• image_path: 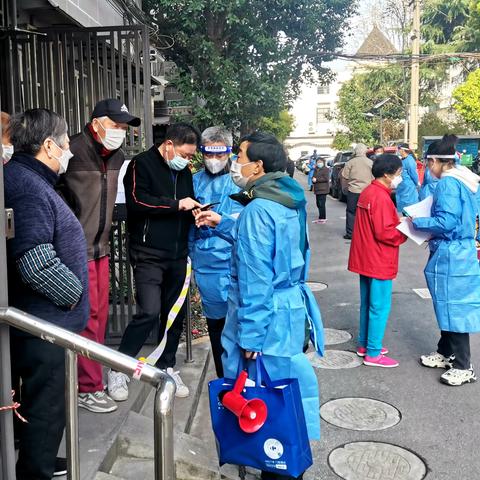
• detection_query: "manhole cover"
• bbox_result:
[306,281,328,292]
[307,350,362,369]
[324,328,352,345]
[320,398,401,431]
[329,442,427,480]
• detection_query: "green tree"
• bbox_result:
[422,0,469,49]
[258,110,295,142]
[418,111,471,147]
[144,0,356,134]
[453,68,480,131]
[333,64,438,146]
[455,1,480,51]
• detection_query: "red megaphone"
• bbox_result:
[220,370,268,433]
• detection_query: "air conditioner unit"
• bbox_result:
[152,85,165,102]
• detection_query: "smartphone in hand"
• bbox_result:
[200,202,220,211]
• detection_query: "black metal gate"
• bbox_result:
[0,24,154,342]
[1,24,152,155]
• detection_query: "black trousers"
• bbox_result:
[11,331,66,480]
[118,249,188,369]
[437,330,471,370]
[346,191,360,236]
[315,194,327,220]
[206,317,226,378]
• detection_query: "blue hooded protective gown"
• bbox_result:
[413,170,480,333]
[419,167,438,201]
[307,157,316,188]
[190,169,242,320]
[396,153,419,212]
[221,175,324,440]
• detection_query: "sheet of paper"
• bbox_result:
[396,218,431,246]
[403,195,433,218]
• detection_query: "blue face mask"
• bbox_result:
[167,147,190,171]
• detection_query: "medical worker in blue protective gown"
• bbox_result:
[190,126,242,378]
[420,136,461,201]
[396,143,419,212]
[412,137,480,387]
[195,132,324,480]
[419,141,440,201]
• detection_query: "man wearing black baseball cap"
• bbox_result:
[60,98,140,413]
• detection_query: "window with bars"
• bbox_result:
[316,106,331,124]
[317,85,330,95]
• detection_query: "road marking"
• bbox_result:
[413,288,431,299]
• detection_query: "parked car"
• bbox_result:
[330,151,353,201]
[296,153,332,174]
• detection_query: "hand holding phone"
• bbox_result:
[200,202,220,211]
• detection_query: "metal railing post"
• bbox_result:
[0,111,16,479]
[154,375,176,480]
[185,287,194,363]
[0,307,177,480]
[0,325,16,480]
[65,350,80,480]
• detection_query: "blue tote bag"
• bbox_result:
[208,356,312,477]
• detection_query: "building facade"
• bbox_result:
[285,62,353,160]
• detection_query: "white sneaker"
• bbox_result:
[440,366,476,386]
[420,352,454,369]
[78,391,118,413]
[165,368,190,398]
[107,370,130,401]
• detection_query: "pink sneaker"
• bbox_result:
[312,219,321,224]
[364,354,399,368]
[357,346,389,357]
[319,219,327,224]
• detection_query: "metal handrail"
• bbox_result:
[0,306,176,480]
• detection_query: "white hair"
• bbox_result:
[201,126,232,146]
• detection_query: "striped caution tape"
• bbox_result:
[140,258,192,366]
[0,390,28,423]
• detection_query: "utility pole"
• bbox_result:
[409,0,421,150]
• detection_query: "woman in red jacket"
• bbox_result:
[348,154,407,368]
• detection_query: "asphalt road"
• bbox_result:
[298,171,480,480]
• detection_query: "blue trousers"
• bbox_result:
[358,275,393,357]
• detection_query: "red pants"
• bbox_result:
[78,256,110,393]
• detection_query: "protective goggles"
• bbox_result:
[200,145,232,154]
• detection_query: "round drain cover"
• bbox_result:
[307,350,362,369]
[306,281,328,292]
[320,397,401,431]
[324,328,352,345]
[329,442,427,480]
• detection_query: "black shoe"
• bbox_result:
[343,234,352,240]
[53,457,67,477]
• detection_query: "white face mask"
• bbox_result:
[2,144,13,162]
[49,139,74,175]
[391,175,403,189]
[97,120,126,150]
[204,158,228,174]
[230,160,254,189]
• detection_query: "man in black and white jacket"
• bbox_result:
[108,123,201,401]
